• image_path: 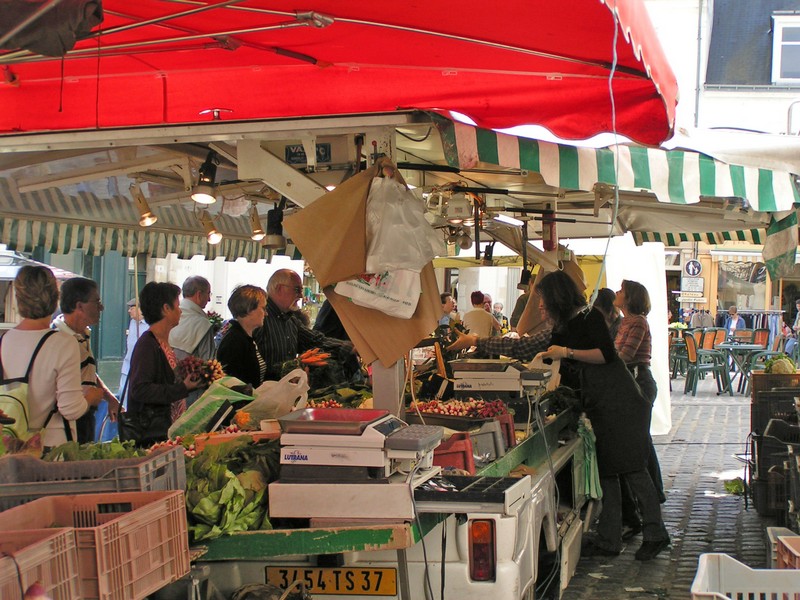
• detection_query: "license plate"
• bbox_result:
[266,566,397,596]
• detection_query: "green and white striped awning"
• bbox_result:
[434,116,800,212]
[631,229,766,246]
[0,179,286,262]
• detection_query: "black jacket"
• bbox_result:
[217,320,263,388]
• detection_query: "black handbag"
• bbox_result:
[117,381,171,447]
[118,403,172,447]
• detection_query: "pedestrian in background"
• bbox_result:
[118,298,149,406]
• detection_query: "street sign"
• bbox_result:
[685,260,702,276]
[680,291,703,298]
[678,296,707,303]
[681,277,704,293]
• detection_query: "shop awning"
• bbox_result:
[0,179,276,261]
[0,0,677,146]
[435,117,800,212]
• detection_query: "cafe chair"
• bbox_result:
[752,328,770,348]
[683,331,732,397]
[732,328,754,343]
[669,330,687,379]
[699,327,727,366]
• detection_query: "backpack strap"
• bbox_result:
[25,330,58,381]
[23,330,72,442]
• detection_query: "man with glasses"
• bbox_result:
[255,268,352,384]
[52,277,120,443]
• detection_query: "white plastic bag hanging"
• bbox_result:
[335,270,421,319]
[365,177,445,273]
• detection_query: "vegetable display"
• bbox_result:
[184,435,281,543]
[409,398,508,418]
[764,353,796,374]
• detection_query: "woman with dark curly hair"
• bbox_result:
[534,270,669,561]
[124,282,203,446]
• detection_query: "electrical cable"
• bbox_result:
[396,127,433,143]
[533,397,562,599]
[589,8,622,306]
[409,459,436,600]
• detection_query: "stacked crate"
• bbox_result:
[0,490,189,600]
[748,373,800,520]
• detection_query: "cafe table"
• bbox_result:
[714,342,766,394]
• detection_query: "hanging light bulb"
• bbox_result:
[199,210,222,245]
[191,151,218,204]
[262,200,287,249]
[130,182,157,227]
[446,193,471,224]
[249,204,265,241]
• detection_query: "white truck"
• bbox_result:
[188,409,587,600]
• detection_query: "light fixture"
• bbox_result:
[249,204,265,241]
[262,199,286,249]
[517,269,532,290]
[456,229,473,250]
[130,182,157,227]
[447,193,471,224]
[199,210,222,245]
[493,213,524,227]
[191,151,219,204]
[482,242,495,266]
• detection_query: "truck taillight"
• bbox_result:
[469,519,496,581]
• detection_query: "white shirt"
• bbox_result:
[1,329,87,446]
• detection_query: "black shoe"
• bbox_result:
[622,523,643,541]
[635,538,670,561]
[582,541,621,558]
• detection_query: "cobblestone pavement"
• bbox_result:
[560,376,773,600]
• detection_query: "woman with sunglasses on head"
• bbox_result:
[534,270,669,561]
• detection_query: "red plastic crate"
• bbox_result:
[495,413,516,449]
[0,490,189,600]
[777,535,800,569]
[0,529,81,600]
[433,432,476,475]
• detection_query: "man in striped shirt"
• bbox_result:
[52,277,120,443]
[254,269,353,385]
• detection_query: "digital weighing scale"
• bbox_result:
[451,359,551,394]
[269,408,444,520]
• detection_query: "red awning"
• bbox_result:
[0,0,677,145]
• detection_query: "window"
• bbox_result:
[772,14,800,84]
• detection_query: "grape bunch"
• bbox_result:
[410,398,508,418]
[178,356,225,383]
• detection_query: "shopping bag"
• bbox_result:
[334,270,421,319]
[365,177,444,273]
[168,376,253,438]
[240,368,309,422]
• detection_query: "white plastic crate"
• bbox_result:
[691,553,800,599]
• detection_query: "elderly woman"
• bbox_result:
[534,271,669,561]
[124,282,203,446]
[216,285,268,388]
[1,266,95,447]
